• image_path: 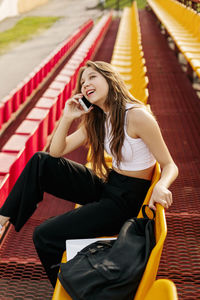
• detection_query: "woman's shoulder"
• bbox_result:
[127,104,157,129]
[127,103,153,117]
[126,105,160,140]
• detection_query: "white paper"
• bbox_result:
[66,237,116,261]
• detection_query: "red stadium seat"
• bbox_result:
[55,75,72,109]
[0,151,26,191]
[26,108,50,150]
[49,81,66,110]
[0,102,4,129]
[0,174,10,207]
[36,97,58,134]
[2,134,29,169]
[17,81,28,104]
[42,87,64,120]
[12,88,21,112]
[1,95,13,123]
[15,120,40,162]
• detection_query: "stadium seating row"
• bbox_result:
[110,3,178,299]
[147,0,200,79]
[0,20,94,131]
[111,1,149,104]
[0,13,112,208]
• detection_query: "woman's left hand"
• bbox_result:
[148,182,173,211]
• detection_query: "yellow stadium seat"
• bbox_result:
[147,0,200,79]
[134,204,167,299]
[144,279,178,300]
[111,2,149,103]
[134,163,168,299]
[185,53,200,60]
[52,251,70,300]
[196,68,200,79]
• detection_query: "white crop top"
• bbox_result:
[104,103,156,171]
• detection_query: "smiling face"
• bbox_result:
[80,67,109,110]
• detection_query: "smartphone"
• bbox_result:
[78,96,92,112]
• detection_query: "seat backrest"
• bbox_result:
[134,204,167,299]
[193,13,200,40]
[137,162,161,217]
[134,164,167,300]
[144,279,178,300]
[52,251,72,300]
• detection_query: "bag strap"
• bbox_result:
[142,205,156,219]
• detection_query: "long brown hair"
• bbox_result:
[74,60,143,179]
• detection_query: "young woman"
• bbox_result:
[0,61,178,287]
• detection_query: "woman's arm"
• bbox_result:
[49,94,89,157]
[128,108,179,210]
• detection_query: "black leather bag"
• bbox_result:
[58,205,156,300]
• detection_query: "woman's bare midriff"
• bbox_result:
[113,164,156,181]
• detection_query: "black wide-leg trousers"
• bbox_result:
[0,152,151,287]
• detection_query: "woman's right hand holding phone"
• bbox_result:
[50,94,89,157]
[64,94,92,119]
